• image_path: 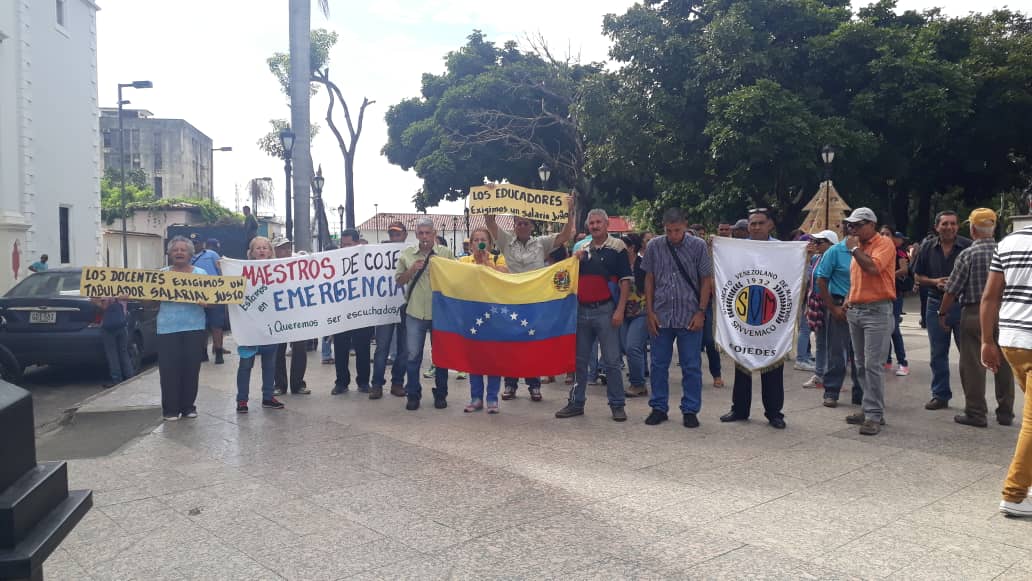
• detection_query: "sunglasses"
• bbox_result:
[747,207,769,215]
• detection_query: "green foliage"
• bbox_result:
[257,119,321,159]
[267,29,339,99]
[100,175,238,225]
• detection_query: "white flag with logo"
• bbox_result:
[712,237,808,372]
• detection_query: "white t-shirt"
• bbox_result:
[990,225,1032,349]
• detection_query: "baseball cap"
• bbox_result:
[733,219,749,230]
[844,207,878,223]
[206,238,219,246]
[811,230,839,245]
[965,208,997,227]
[271,236,291,248]
[892,231,906,240]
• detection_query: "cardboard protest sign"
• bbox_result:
[468,183,571,223]
[221,244,406,345]
[80,267,246,304]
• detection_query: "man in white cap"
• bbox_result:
[803,230,839,391]
[841,208,896,436]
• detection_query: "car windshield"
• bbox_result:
[5,272,83,298]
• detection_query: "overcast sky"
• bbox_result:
[95,0,1032,224]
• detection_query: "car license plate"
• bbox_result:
[29,311,56,324]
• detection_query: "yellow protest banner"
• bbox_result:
[468,183,570,223]
[79,267,246,304]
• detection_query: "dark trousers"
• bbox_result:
[157,330,206,417]
[334,326,373,389]
[731,364,785,421]
[275,341,309,393]
[504,376,542,390]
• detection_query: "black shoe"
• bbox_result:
[236,401,248,414]
[214,352,224,365]
[406,398,419,411]
[998,413,1015,426]
[954,414,988,428]
[611,406,627,422]
[434,398,448,409]
[102,382,117,388]
[683,413,700,428]
[644,409,668,426]
[719,411,747,422]
[358,385,371,394]
[331,385,348,395]
[768,417,786,429]
[555,404,584,418]
[261,397,285,409]
[924,398,949,410]
[201,352,209,362]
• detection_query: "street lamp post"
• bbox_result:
[374,203,379,242]
[117,80,152,267]
[279,130,296,241]
[820,145,835,231]
[452,216,458,251]
[538,163,553,231]
[209,146,233,201]
[311,165,325,251]
[337,205,345,239]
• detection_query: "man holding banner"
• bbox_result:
[641,208,712,428]
[713,209,806,430]
[371,221,410,399]
[332,230,375,396]
[397,218,455,410]
[486,195,576,401]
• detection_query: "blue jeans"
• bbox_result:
[586,338,600,380]
[321,336,333,360]
[373,322,407,388]
[236,344,277,402]
[887,295,908,366]
[405,315,448,401]
[102,326,134,383]
[814,315,827,380]
[702,304,722,378]
[470,375,501,403]
[649,327,703,414]
[796,313,813,363]
[619,316,648,387]
[569,302,625,408]
[926,296,960,401]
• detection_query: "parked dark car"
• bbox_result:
[0,268,159,382]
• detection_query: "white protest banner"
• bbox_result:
[222,244,406,346]
[712,237,808,372]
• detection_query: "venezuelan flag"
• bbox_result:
[429,257,579,377]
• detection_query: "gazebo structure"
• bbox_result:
[799,180,852,240]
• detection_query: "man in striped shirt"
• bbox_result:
[940,208,1014,427]
[982,223,1032,517]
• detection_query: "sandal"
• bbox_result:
[486,401,500,414]
[713,377,724,389]
[464,399,483,413]
[529,386,542,402]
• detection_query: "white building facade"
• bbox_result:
[0,0,102,291]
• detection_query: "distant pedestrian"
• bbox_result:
[793,234,817,372]
[92,296,134,388]
[235,237,284,413]
[156,236,207,421]
[243,205,259,244]
[879,228,911,376]
[940,209,1014,427]
[841,208,896,436]
[28,254,48,273]
[980,223,1032,516]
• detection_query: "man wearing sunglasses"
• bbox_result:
[842,208,897,435]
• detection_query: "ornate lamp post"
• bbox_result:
[117,80,152,267]
[279,130,296,241]
[374,203,379,242]
[820,145,835,230]
[311,165,325,251]
[538,163,551,188]
[337,204,345,239]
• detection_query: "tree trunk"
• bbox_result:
[288,0,312,251]
[345,153,356,229]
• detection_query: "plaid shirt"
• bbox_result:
[944,238,997,304]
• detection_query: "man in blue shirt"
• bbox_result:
[191,237,226,364]
[814,236,860,407]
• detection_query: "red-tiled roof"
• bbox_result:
[608,216,635,232]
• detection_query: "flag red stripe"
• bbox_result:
[430,330,575,377]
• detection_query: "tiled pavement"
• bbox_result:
[41,310,1032,580]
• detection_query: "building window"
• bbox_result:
[59,207,70,264]
[56,0,67,28]
[154,176,163,198]
[102,130,112,149]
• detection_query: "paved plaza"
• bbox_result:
[37,303,1032,580]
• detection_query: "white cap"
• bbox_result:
[844,207,878,223]
[811,230,839,245]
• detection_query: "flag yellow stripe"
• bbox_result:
[430,257,579,305]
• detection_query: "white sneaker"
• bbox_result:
[895,365,910,377]
[793,361,816,372]
[162,415,180,421]
[1000,497,1032,517]
[802,374,820,388]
